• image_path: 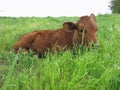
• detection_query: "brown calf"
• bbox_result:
[13,14,98,55]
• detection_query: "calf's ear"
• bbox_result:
[63,22,77,30]
[90,13,96,22]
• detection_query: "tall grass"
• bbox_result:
[0,14,120,90]
[2,53,18,90]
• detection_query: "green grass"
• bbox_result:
[0,14,120,90]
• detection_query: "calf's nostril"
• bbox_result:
[92,43,99,47]
[92,44,94,47]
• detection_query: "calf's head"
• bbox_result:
[76,14,99,47]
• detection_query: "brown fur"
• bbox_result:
[13,22,78,54]
[76,13,98,48]
[13,14,98,55]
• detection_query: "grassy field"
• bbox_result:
[0,14,120,90]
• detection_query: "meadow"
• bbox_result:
[0,14,120,90]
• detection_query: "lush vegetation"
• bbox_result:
[109,0,120,14]
[0,14,120,90]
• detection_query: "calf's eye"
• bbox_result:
[80,29,83,32]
